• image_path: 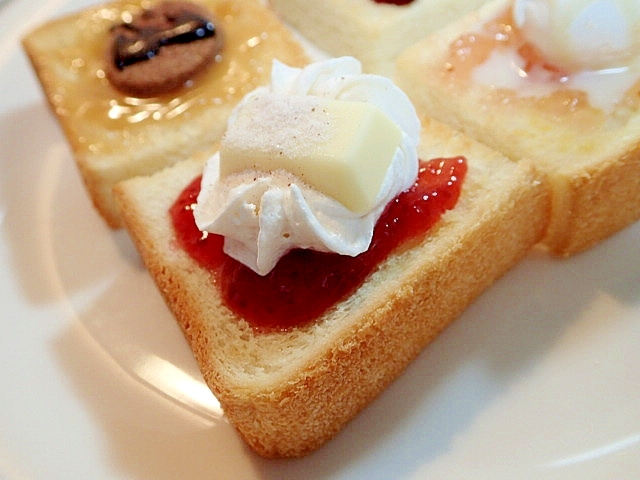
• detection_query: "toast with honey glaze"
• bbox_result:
[113,117,550,457]
[394,0,640,256]
[22,0,308,228]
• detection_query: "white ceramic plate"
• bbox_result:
[1,1,640,478]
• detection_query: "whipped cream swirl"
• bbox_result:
[193,57,420,275]
[473,0,640,112]
[513,0,640,72]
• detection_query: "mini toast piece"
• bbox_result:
[268,0,490,76]
[395,0,640,256]
[22,0,308,228]
[113,117,550,457]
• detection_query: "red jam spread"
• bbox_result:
[171,157,467,331]
[373,0,414,5]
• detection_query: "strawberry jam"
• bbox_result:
[171,157,467,331]
[372,0,414,5]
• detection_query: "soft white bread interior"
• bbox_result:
[113,117,549,457]
[395,0,640,256]
[22,0,308,228]
[268,0,489,76]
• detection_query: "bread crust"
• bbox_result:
[269,0,489,76]
[22,0,308,228]
[394,0,640,256]
[113,118,550,457]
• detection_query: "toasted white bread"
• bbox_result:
[268,0,490,76]
[113,117,550,457]
[22,0,308,228]
[395,0,640,256]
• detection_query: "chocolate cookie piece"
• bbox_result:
[106,1,223,97]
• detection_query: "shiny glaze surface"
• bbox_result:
[44,0,306,155]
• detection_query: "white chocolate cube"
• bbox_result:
[220,92,402,214]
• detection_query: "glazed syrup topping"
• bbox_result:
[114,11,216,70]
[51,1,307,156]
[171,157,467,332]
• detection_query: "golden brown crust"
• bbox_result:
[113,118,550,457]
[22,0,308,229]
[544,145,640,255]
[394,0,640,256]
